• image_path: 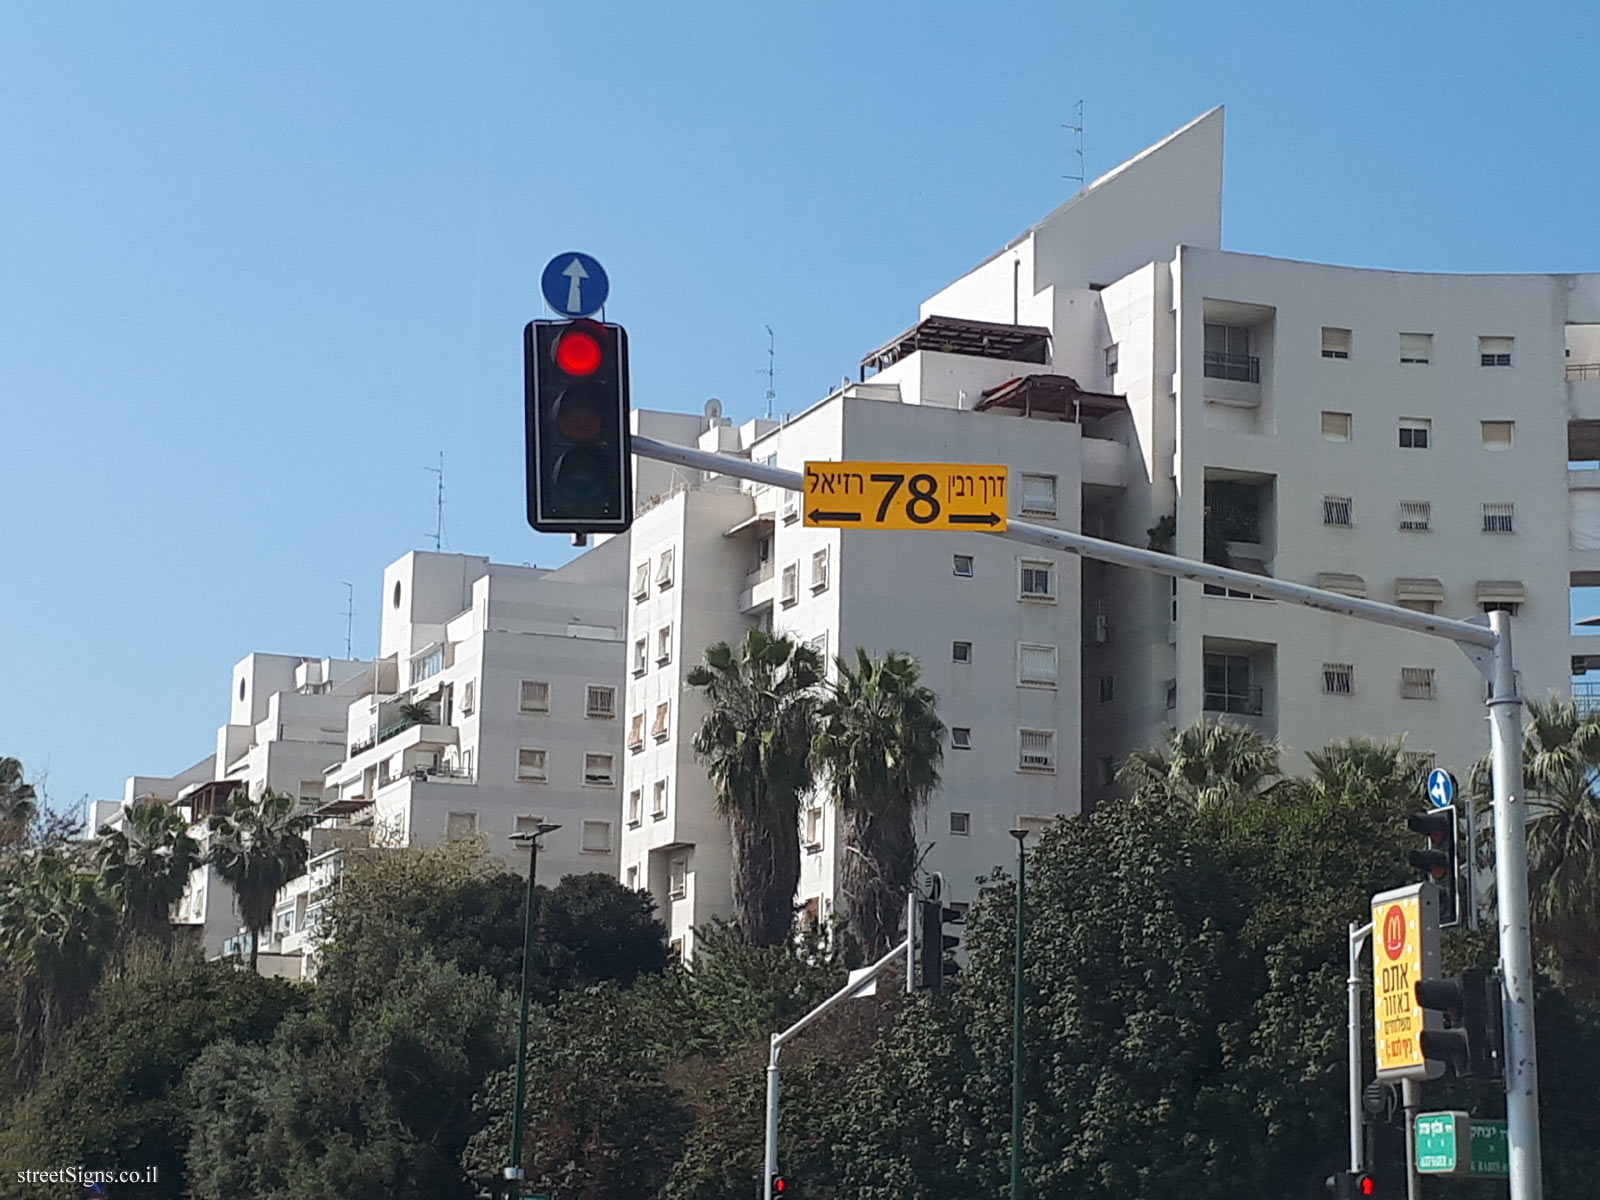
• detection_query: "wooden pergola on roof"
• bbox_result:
[860,315,1052,379]
[973,373,1127,422]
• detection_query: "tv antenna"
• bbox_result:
[341,582,354,659]
[759,325,777,419]
[424,452,446,550]
[1062,100,1085,188]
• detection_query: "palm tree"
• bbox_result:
[1118,718,1286,809]
[686,629,823,946]
[95,801,201,947]
[397,699,437,727]
[207,786,317,972]
[0,846,116,1082]
[0,755,38,849]
[1299,737,1425,807]
[813,648,945,955]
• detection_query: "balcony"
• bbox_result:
[1203,351,1260,384]
[1575,680,1600,720]
[1203,685,1264,717]
[1570,364,1600,422]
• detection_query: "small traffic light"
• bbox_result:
[918,898,963,993]
[1415,966,1502,1078]
[770,1174,790,1197]
[1325,1171,1378,1199]
[1407,806,1460,928]
[525,318,633,534]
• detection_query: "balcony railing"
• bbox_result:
[1568,363,1600,382]
[1203,351,1260,383]
[1204,686,1264,716]
[1576,681,1600,719]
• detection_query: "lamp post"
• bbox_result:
[1009,826,1029,1200]
[504,822,561,1198]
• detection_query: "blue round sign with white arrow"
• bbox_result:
[540,251,609,318]
[1426,767,1457,809]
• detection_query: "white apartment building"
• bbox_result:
[621,106,1600,953]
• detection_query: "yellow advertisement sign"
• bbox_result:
[802,461,1009,532]
[1372,883,1441,1080]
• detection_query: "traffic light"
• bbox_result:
[524,318,633,535]
[770,1174,792,1197]
[1325,1171,1377,1199]
[1407,806,1460,927]
[1415,966,1503,1078]
[918,898,963,993]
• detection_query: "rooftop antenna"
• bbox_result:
[762,325,777,419]
[1062,99,1085,189]
[424,452,446,550]
[341,582,354,659]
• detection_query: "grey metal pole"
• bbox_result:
[1348,921,1373,1172]
[761,1037,780,1199]
[1401,1078,1422,1200]
[1487,613,1542,1200]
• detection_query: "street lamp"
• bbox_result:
[1009,826,1029,1200]
[504,822,561,1197]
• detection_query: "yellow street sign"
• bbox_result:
[1372,883,1442,1080]
[802,461,1009,531]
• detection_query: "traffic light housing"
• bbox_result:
[1325,1171,1378,1199]
[524,318,633,534]
[1415,966,1502,1078]
[918,898,962,993]
[770,1174,791,1197]
[1407,806,1460,928]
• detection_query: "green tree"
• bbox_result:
[1118,717,1286,809]
[0,847,116,1083]
[206,786,315,973]
[814,648,945,954]
[0,758,37,850]
[0,947,300,1199]
[95,801,201,947]
[686,629,823,946]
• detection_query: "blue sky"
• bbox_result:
[5,2,1599,811]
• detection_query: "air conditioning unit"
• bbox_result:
[1093,614,1108,643]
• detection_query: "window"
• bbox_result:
[1401,668,1436,700]
[1104,343,1119,380]
[446,811,477,841]
[1098,674,1114,703]
[1400,332,1432,364]
[1321,411,1352,442]
[1323,496,1353,527]
[950,726,972,750]
[632,638,647,675]
[1482,503,1515,534]
[1321,327,1351,359]
[1204,323,1257,381]
[625,865,639,891]
[952,554,974,577]
[1100,756,1116,786]
[1323,663,1355,695]
[1018,643,1058,688]
[1399,598,1438,614]
[1166,678,1178,710]
[1396,578,1445,613]
[409,647,444,686]
[952,640,972,664]
[656,548,675,589]
[950,811,971,836]
[1399,501,1431,532]
[1203,654,1259,715]
[652,779,668,818]
[1482,421,1514,449]
[656,625,673,665]
[668,854,688,901]
[516,748,547,783]
[806,633,828,667]
[1020,474,1058,517]
[583,753,615,787]
[514,814,545,836]
[627,789,643,827]
[780,563,799,606]
[520,680,550,714]
[781,491,800,522]
[586,685,617,720]
[804,805,823,849]
[1019,560,1055,601]
[633,561,650,601]
[581,820,612,853]
[1479,336,1513,367]
[460,679,475,715]
[1482,601,1520,617]
[810,547,830,592]
[627,713,645,751]
[1018,729,1056,773]
[652,702,670,741]
[1399,418,1431,449]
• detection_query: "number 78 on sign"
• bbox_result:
[803,462,1009,531]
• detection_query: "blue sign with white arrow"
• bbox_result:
[540,251,609,318]
[1426,767,1457,809]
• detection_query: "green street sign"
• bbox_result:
[1416,1112,1510,1177]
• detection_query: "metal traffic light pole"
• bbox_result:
[630,436,1543,1200]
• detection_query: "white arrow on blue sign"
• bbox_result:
[540,252,610,318]
[1426,767,1457,809]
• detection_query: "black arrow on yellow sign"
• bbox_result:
[808,509,862,523]
[947,513,1002,526]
